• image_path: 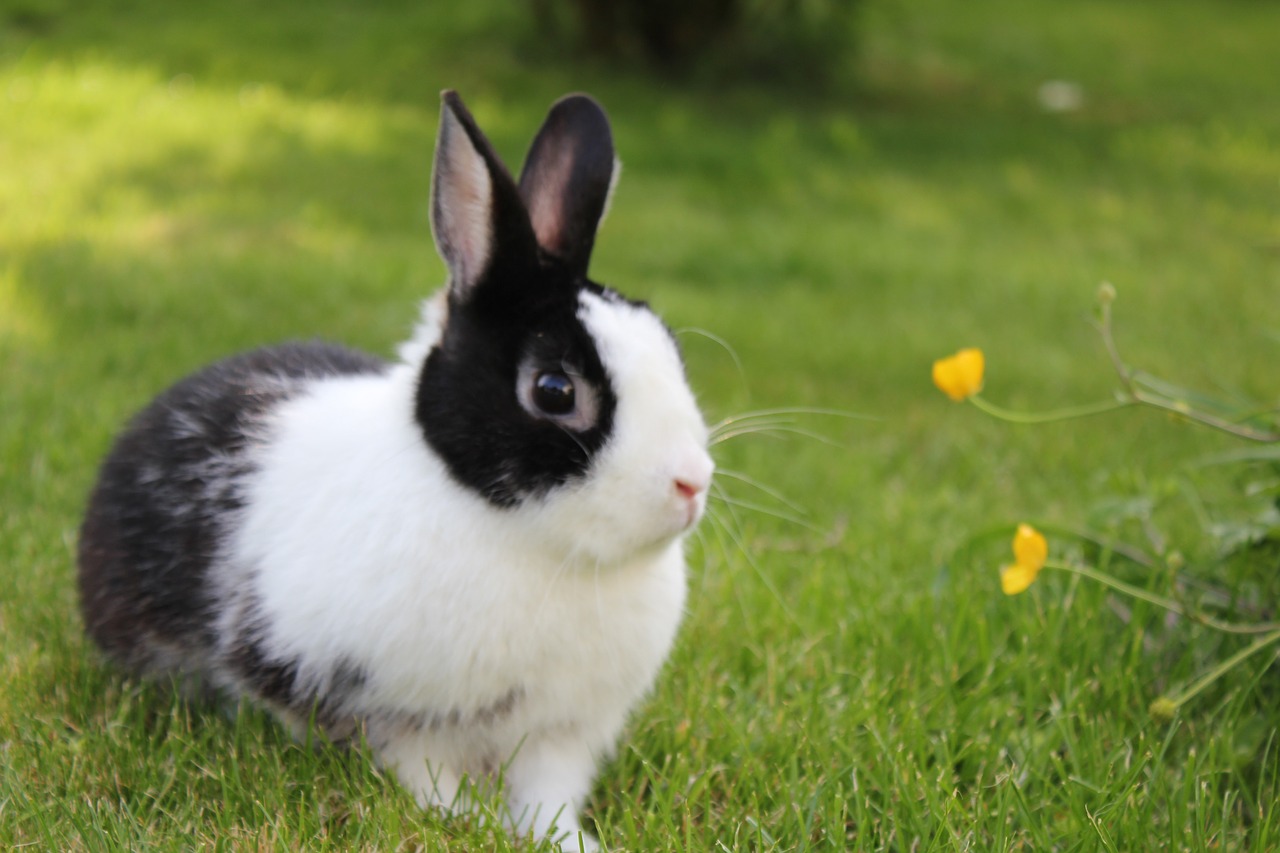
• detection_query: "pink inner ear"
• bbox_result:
[524,142,576,258]
[434,110,494,289]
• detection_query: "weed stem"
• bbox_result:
[1046,560,1280,635]
[968,394,1128,424]
[1163,629,1280,711]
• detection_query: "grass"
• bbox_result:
[3,0,1279,848]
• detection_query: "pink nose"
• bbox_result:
[674,478,704,501]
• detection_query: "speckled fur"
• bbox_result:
[78,341,387,704]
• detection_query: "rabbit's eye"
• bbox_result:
[533,371,576,415]
[517,358,598,431]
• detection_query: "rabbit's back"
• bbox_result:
[77,341,387,679]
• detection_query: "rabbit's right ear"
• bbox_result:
[518,94,616,279]
[431,91,537,302]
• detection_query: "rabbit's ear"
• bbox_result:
[431,91,537,301]
[518,94,617,278]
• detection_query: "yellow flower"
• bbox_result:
[1000,523,1047,595]
[932,348,985,402]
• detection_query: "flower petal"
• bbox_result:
[1012,523,1047,571]
[1000,563,1038,595]
[932,348,985,401]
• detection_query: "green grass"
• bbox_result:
[4,0,1280,848]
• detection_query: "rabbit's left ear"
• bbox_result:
[431,90,538,302]
[518,94,618,278]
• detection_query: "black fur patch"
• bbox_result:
[359,686,526,752]
[425,685,525,730]
[414,258,619,508]
[224,619,301,709]
[225,597,371,733]
[77,341,387,676]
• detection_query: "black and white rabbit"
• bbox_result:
[77,91,713,851]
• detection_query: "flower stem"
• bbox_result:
[1096,288,1280,442]
[968,394,1129,425]
[966,384,1279,443]
[1045,560,1280,635]
[1162,629,1280,711]
[1129,390,1280,443]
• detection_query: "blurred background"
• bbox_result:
[3,0,1279,847]
[5,0,1275,561]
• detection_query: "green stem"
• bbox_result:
[968,394,1129,425]
[1045,560,1280,635]
[1163,629,1280,710]
[967,390,1279,442]
[1097,293,1279,442]
[1129,390,1280,443]
[1097,295,1135,395]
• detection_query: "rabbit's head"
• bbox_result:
[412,92,713,567]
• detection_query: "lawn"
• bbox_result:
[3,0,1279,849]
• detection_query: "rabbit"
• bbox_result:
[77,90,714,851]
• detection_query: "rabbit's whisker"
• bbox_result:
[551,421,593,460]
[711,423,842,448]
[712,467,808,515]
[710,406,873,435]
[674,326,747,389]
[703,505,803,629]
[708,484,817,532]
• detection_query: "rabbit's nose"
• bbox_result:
[673,474,709,529]
[674,479,703,500]
[672,448,714,499]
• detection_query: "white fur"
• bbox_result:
[223,288,712,850]
[523,291,714,566]
[396,290,448,366]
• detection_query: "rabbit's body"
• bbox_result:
[78,93,711,850]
